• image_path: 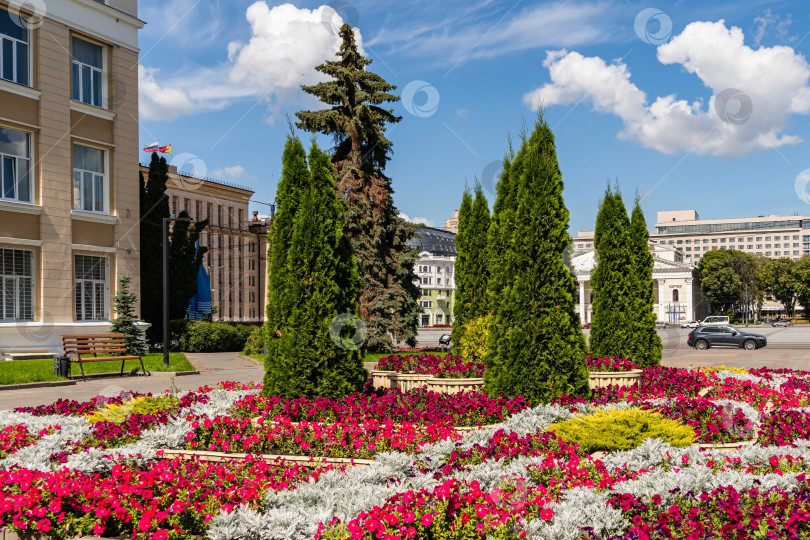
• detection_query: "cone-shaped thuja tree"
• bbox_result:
[468,185,491,317]
[265,142,366,398]
[589,186,635,360]
[139,153,170,342]
[296,24,420,351]
[264,133,310,388]
[451,188,473,345]
[454,184,492,345]
[628,198,662,366]
[484,115,590,403]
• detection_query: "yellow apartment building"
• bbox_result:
[0,0,143,355]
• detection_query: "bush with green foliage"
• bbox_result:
[182,322,255,353]
[85,395,178,424]
[457,314,491,362]
[243,325,266,356]
[547,407,695,452]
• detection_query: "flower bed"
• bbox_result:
[376,354,484,378]
[7,366,810,540]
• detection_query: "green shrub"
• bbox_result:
[182,322,256,353]
[86,395,178,424]
[458,314,491,362]
[547,407,695,452]
[243,325,266,356]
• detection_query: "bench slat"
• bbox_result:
[69,356,140,363]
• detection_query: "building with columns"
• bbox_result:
[570,242,706,324]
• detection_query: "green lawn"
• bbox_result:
[0,353,195,386]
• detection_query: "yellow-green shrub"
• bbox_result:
[457,314,491,362]
[547,407,695,452]
[700,365,748,375]
[86,395,178,424]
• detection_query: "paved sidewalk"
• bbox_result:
[0,353,263,411]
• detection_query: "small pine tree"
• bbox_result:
[267,141,366,398]
[264,132,310,390]
[589,186,635,360]
[484,115,590,403]
[110,275,141,355]
[451,188,473,346]
[628,198,662,366]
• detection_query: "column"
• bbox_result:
[579,281,586,322]
[657,279,666,321]
[684,278,693,321]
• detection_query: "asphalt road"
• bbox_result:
[417,325,810,371]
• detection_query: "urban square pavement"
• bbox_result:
[2,326,809,410]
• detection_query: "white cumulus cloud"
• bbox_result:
[399,212,434,227]
[227,2,363,121]
[524,20,810,157]
[213,165,246,178]
[138,65,196,121]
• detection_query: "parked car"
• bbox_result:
[701,316,730,326]
[687,325,767,350]
[582,323,590,329]
[680,320,700,328]
[772,320,792,327]
[655,321,667,329]
[438,334,452,351]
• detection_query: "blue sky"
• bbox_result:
[136,0,810,234]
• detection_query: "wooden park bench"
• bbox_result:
[60,334,148,380]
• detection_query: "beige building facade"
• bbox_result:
[574,209,810,265]
[0,0,143,354]
[571,242,706,324]
[149,165,267,323]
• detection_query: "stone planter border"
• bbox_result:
[691,438,757,451]
[371,370,484,394]
[158,448,375,468]
[588,369,644,389]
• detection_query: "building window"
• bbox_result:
[672,289,679,302]
[0,248,33,321]
[74,254,107,321]
[775,251,780,256]
[72,37,105,107]
[0,9,29,86]
[0,126,31,203]
[72,144,106,212]
[720,238,726,243]
[766,251,772,256]
[765,236,771,241]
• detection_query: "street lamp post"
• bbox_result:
[163,216,193,366]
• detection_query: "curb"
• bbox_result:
[0,380,77,392]
[65,371,201,381]
[237,354,262,364]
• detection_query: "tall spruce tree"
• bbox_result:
[484,115,590,403]
[589,187,635,360]
[139,153,170,342]
[264,133,310,387]
[265,141,366,398]
[451,188,473,345]
[628,198,662,366]
[295,24,420,352]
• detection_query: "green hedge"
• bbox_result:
[171,320,256,353]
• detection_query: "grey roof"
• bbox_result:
[407,226,457,256]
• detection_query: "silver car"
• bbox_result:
[680,321,699,328]
[772,320,791,327]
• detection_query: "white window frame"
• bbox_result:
[71,36,107,109]
[72,143,109,214]
[0,10,30,87]
[74,254,109,321]
[0,247,34,321]
[0,125,32,203]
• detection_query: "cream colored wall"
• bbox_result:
[0,2,142,351]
